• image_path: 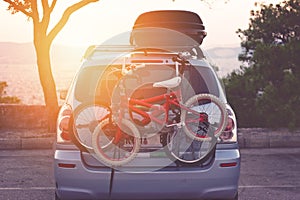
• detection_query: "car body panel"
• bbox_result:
[54,146,240,200]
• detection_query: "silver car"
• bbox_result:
[54,44,240,200]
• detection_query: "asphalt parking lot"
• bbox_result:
[0,148,299,200]
[238,148,300,200]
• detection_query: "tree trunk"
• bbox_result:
[34,41,59,132]
[27,0,99,132]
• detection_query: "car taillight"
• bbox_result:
[219,107,237,143]
[57,104,72,144]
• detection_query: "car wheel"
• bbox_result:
[232,192,238,200]
[213,192,238,200]
[55,192,61,200]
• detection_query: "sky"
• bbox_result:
[0,0,282,49]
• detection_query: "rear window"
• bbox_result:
[182,64,220,101]
[74,66,107,104]
[74,64,219,104]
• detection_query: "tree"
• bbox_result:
[225,0,300,128]
[2,0,99,132]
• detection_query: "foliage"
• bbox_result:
[0,81,21,104]
[224,0,300,128]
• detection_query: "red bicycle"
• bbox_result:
[88,53,227,166]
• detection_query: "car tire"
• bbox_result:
[55,192,61,200]
[205,193,238,200]
[232,192,238,200]
[207,192,237,200]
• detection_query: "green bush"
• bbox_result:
[224,0,300,128]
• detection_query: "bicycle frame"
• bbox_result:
[111,84,180,145]
[107,54,210,144]
[128,90,182,127]
[117,77,208,130]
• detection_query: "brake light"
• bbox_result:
[59,116,70,141]
[58,163,76,168]
[220,162,237,168]
[220,118,234,140]
[57,104,72,143]
[225,117,234,132]
[219,107,237,143]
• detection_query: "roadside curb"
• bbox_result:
[0,137,55,150]
[0,129,55,150]
[238,128,300,148]
[1,128,300,150]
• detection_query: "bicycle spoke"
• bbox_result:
[182,94,227,141]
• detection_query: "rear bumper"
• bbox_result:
[54,145,240,200]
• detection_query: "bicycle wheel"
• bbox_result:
[161,127,216,165]
[181,94,227,141]
[70,103,110,152]
[92,118,141,166]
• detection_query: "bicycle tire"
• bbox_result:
[181,93,227,141]
[70,103,111,153]
[161,127,217,166]
[92,118,141,166]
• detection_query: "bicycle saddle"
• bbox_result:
[153,76,181,89]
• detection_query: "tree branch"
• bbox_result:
[41,0,50,14]
[3,0,33,17]
[41,0,51,32]
[31,0,40,22]
[47,0,98,43]
[49,0,57,13]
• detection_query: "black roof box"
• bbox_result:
[131,10,206,45]
[133,10,205,30]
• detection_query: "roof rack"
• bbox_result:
[84,44,204,60]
